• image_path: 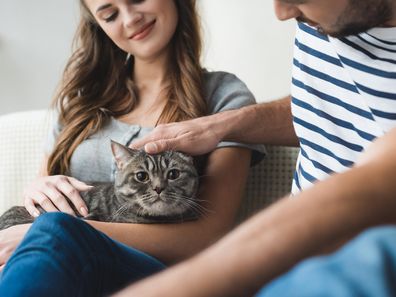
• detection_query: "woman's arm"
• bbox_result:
[131,96,299,155]
[87,147,252,264]
[0,148,250,267]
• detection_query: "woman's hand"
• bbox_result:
[23,175,92,217]
[0,223,31,270]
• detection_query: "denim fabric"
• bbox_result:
[256,226,396,297]
[0,212,166,297]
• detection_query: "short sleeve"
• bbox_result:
[44,110,62,155]
[203,71,266,165]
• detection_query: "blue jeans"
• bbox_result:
[0,212,166,297]
[256,225,396,297]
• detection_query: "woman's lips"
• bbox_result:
[130,20,156,40]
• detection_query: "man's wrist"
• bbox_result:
[208,108,245,143]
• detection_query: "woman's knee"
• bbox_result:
[32,212,82,233]
[29,212,94,247]
[345,225,396,265]
[357,225,396,243]
[25,212,104,261]
[351,225,396,253]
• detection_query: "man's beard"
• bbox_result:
[298,0,393,38]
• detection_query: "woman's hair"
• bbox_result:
[47,0,206,175]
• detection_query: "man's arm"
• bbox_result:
[115,128,396,297]
[131,96,298,155]
[222,96,298,146]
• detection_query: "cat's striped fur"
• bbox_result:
[0,141,202,230]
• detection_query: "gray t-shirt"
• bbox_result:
[47,71,266,183]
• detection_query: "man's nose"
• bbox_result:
[273,1,301,21]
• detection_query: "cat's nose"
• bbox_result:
[154,187,163,194]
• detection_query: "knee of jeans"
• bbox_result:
[33,212,81,234]
[346,225,396,264]
[357,225,396,245]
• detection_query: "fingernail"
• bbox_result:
[33,211,40,217]
[80,207,89,217]
[145,143,157,153]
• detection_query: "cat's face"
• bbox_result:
[111,141,199,217]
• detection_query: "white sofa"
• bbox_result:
[0,110,299,220]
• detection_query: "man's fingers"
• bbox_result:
[144,142,161,154]
[130,137,151,149]
[130,124,174,150]
[130,133,162,150]
[145,140,176,154]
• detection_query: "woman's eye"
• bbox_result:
[136,172,149,182]
[104,12,118,23]
[131,0,146,4]
[167,169,180,180]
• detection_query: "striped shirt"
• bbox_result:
[291,22,396,194]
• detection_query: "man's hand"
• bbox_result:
[0,223,31,271]
[130,117,222,155]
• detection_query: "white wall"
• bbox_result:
[199,0,295,102]
[0,1,295,115]
[0,1,79,115]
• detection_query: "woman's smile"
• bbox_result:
[129,19,156,40]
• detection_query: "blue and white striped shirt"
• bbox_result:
[292,23,396,194]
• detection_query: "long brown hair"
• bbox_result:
[47,0,206,175]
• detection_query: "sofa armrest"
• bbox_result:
[0,110,52,213]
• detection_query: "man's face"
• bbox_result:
[274,0,393,38]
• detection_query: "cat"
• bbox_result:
[0,140,203,230]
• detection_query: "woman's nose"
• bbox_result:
[123,8,143,28]
[273,1,301,21]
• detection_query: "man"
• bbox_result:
[115,0,396,296]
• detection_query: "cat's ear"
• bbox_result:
[111,140,137,170]
[175,152,194,164]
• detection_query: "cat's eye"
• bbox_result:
[136,172,149,182]
[167,169,180,180]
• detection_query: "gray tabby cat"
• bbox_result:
[0,141,202,230]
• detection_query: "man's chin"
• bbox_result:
[321,20,392,38]
[316,25,370,38]
[298,20,373,38]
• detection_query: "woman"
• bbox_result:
[0,0,263,296]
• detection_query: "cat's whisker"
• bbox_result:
[112,205,124,218]
[111,203,132,221]
[166,193,208,206]
[176,197,211,217]
[136,206,143,217]
[198,174,213,179]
